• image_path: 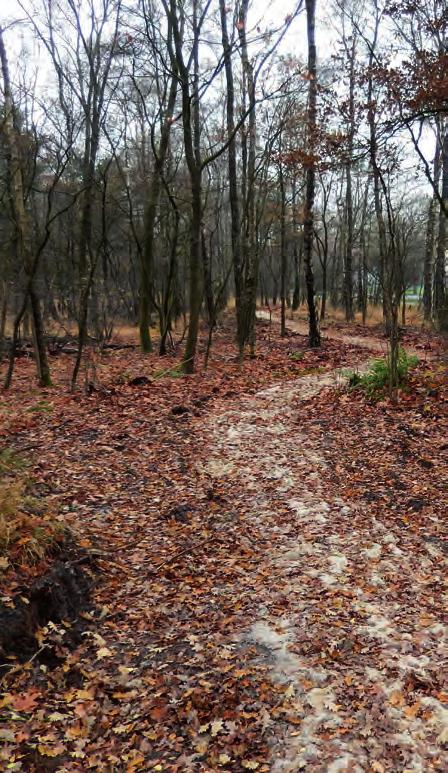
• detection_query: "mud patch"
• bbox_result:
[0,556,94,663]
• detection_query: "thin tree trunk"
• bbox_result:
[181,0,203,373]
[140,71,178,352]
[219,0,244,352]
[291,178,301,310]
[321,257,327,321]
[423,137,440,320]
[0,281,7,345]
[303,0,320,347]
[367,15,388,327]
[239,0,258,356]
[159,204,180,356]
[279,147,287,337]
[0,25,51,386]
[434,123,447,327]
[343,36,356,322]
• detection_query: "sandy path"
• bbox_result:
[256,310,387,354]
[201,322,448,771]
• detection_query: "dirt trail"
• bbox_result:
[202,323,448,771]
[257,310,386,354]
[2,319,445,771]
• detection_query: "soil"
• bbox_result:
[0,551,94,664]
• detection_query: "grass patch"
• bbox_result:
[113,369,132,385]
[0,480,66,568]
[348,349,418,398]
[0,449,67,571]
[0,448,28,476]
[152,364,184,380]
[26,400,54,414]
[289,351,304,362]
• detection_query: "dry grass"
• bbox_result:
[0,453,66,570]
[1,301,427,347]
[278,302,426,328]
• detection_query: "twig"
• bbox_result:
[152,535,215,573]
[0,643,49,677]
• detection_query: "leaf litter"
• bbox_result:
[0,316,446,771]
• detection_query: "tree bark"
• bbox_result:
[343,35,356,322]
[279,139,287,337]
[423,135,441,321]
[291,177,301,310]
[219,0,244,352]
[0,24,51,386]
[367,10,388,326]
[303,0,321,347]
[434,122,447,327]
[140,70,178,352]
[238,0,258,356]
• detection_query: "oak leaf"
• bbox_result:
[210,718,224,736]
[8,689,40,712]
[37,743,65,757]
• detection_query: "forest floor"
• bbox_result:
[0,313,447,772]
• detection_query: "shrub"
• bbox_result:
[348,348,418,398]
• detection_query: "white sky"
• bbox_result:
[0,0,436,197]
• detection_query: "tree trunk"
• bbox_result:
[219,0,244,352]
[279,147,287,337]
[202,227,214,328]
[321,257,327,321]
[179,0,203,373]
[140,71,178,352]
[238,0,258,356]
[343,36,356,322]
[434,123,447,328]
[291,178,301,310]
[0,25,51,387]
[303,0,320,347]
[159,197,180,356]
[367,35,388,327]
[0,281,7,344]
[423,137,441,320]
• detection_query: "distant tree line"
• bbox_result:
[0,0,446,387]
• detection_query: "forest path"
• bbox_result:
[256,309,386,354]
[201,321,447,771]
[2,319,445,772]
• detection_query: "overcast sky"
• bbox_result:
[0,0,436,196]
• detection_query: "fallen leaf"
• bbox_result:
[37,743,65,757]
[210,718,224,736]
[96,647,113,659]
[8,690,40,712]
[285,683,295,699]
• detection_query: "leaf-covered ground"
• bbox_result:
[0,316,447,772]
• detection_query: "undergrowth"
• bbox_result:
[0,451,66,570]
[153,363,184,379]
[348,349,418,398]
[0,448,28,476]
[289,351,304,362]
